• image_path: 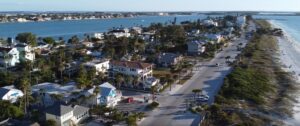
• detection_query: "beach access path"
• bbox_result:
[139,21,257,126]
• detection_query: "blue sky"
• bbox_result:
[0,0,299,12]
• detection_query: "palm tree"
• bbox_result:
[18,77,30,115]
[115,74,124,89]
[133,76,139,88]
[3,53,13,72]
[192,89,202,100]
[151,85,158,101]
[125,75,133,87]
[93,86,101,106]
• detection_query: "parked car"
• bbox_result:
[195,94,209,102]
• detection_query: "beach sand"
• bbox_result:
[272,22,300,125]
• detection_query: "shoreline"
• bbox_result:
[268,20,300,125]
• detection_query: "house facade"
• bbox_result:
[157,53,183,67]
[0,47,20,67]
[0,85,24,103]
[109,60,153,82]
[45,104,89,126]
[16,44,35,62]
[187,40,206,55]
[84,59,110,75]
[108,28,131,38]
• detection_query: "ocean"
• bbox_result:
[0,15,209,39]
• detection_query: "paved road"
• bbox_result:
[139,22,256,126]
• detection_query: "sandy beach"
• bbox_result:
[270,21,300,125]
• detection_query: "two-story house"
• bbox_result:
[157,53,183,67]
[45,104,89,126]
[0,85,24,103]
[15,43,35,62]
[0,47,20,67]
[84,59,110,75]
[84,82,122,107]
[187,40,206,56]
[108,28,131,38]
[109,60,153,82]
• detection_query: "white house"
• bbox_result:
[0,85,24,103]
[110,60,153,82]
[187,40,206,55]
[93,33,104,40]
[108,28,131,38]
[0,47,20,67]
[84,82,122,107]
[45,104,89,126]
[15,43,35,62]
[31,82,83,107]
[84,59,110,75]
[131,27,143,34]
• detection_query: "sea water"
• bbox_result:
[0,15,208,39]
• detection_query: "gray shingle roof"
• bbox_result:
[45,104,73,116]
[73,105,89,117]
[0,88,10,98]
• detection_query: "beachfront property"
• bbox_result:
[187,40,206,55]
[93,33,104,40]
[0,85,24,103]
[157,52,183,67]
[108,28,131,38]
[83,59,110,75]
[203,19,220,27]
[15,43,35,62]
[0,47,20,67]
[84,82,122,107]
[140,31,155,42]
[31,82,83,107]
[45,103,89,126]
[131,26,143,34]
[81,41,94,48]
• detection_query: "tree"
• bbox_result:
[76,65,90,89]
[0,101,24,120]
[43,37,55,45]
[132,76,139,88]
[16,32,37,46]
[46,119,56,126]
[93,86,100,106]
[125,75,133,87]
[68,35,80,45]
[151,85,158,101]
[3,53,13,72]
[115,74,124,89]
[17,77,31,116]
[192,89,202,100]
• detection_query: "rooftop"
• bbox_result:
[111,60,152,69]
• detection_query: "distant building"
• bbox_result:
[0,47,20,67]
[131,27,143,34]
[108,28,131,38]
[93,33,104,40]
[157,53,183,67]
[45,104,89,126]
[187,41,206,55]
[0,85,24,103]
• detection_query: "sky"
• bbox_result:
[0,0,299,12]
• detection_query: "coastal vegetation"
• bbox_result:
[202,20,297,126]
